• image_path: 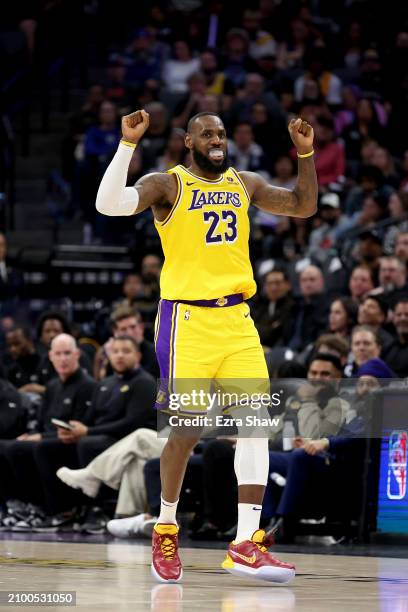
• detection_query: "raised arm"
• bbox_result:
[240,118,318,218]
[95,110,177,221]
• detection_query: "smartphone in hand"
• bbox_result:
[51,418,73,431]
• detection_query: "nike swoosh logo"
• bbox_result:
[230,551,257,564]
[244,312,250,318]
[186,181,196,186]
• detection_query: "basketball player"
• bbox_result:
[96,109,317,584]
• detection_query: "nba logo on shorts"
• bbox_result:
[387,430,407,500]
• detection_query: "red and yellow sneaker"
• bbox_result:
[151,523,183,583]
[221,529,295,584]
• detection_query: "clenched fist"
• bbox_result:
[121,110,150,145]
[288,117,314,156]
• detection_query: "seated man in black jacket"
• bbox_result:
[5,326,51,393]
[0,333,96,529]
[28,335,156,531]
[251,267,295,348]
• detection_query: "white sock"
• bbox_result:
[157,496,179,526]
[235,503,262,543]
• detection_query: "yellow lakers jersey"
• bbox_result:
[154,164,256,301]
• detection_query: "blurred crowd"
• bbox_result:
[1,0,408,543]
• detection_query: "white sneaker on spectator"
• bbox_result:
[56,467,100,498]
[107,514,157,538]
[141,517,158,537]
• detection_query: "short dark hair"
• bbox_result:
[393,298,408,310]
[263,266,290,283]
[36,311,71,338]
[112,335,140,352]
[310,352,343,373]
[6,325,33,341]
[187,112,221,133]
[362,295,388,317]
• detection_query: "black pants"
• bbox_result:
[143,454,204,517]
[1,436,114,514]
[0,440,44,506]
[0,440,24,503]
[34,435,115,514]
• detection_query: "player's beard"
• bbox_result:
[192,147,229,174]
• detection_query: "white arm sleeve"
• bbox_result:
[95,143,140,216]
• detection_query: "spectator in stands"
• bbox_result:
[251,105,291,163]
[342,22,363,69]
[384,193,408,254]
[344,164,390,216]
[270,155,296,189]
[140,253,161,303]
[103,59,131,110]
[80,100,121,224]
[113,273,144,310]
[171,73,209,129]
[138,101,169,168]
[382,299,408,377]
[251,268,294,349]
[395,231,408,264]
[94,305,157,380]
[312,115,346,189]
[241,9,277,61]
[0,334,96,530]
[83,100,120,161]
[0,232,23,307]
[328,297,358,340]
[265,356,392,543]
[276,18,310,70]
[148,128,187,172]
[345,325,382,376]
[119,27,167,87]
[200,50,233,97]
[297,330,350,370]
[36,311,92,380]
[342,98,385,161]
[351,231,384,275]
[0,376,26,440]
[312,335,350,367]
[288,266,329,351]
[231,72,284,127]
[61,84,105,183]
[357,296,393,349]
[227,122,269,174]
[32,335,157,533]
[307,192,348,262]
[262,353,349,537]
[371,256,408,303]
[371,147,400,189]
[358,48,384,98]
[294,47,343,106]
[222,28,255,89]
[162,40,200,94]
[5,326,49,393]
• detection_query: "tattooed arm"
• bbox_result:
[240,118,318,219]
[135,172,177,221]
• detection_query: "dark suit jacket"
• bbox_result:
[252,294,295,348]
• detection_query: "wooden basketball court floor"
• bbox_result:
[1,538,408,611]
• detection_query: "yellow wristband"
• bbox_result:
[297,149,314,158]
[120,140,137,149]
